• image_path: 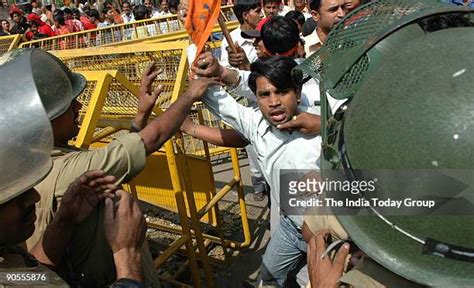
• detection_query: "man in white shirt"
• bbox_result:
[121,1,135,23]
[220,0,262,68]
[194,53,321,287]
[303,0,346,56]
[144,0,161,18]
[157,0,173,16]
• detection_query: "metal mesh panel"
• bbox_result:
[19,5,237,51]
[297,0,449,99]
[62,43,231,157]
[59,48,181,109]
[77,81,97,121]
[324,1,441,57]
[0,35,20,56]
[329,55,369,100]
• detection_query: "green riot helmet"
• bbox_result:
[0,49,53,204]
[295,0,474,286]
[0,48,86,120]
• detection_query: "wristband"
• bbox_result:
[130,121,142,133]
[110,278,145,288]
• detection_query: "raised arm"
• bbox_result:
[131,63,163,132]
[138,77,221,155]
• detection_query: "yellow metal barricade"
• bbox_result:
[0,34,21,55]
[19,5,237,51]
[131,21,239,46]
[54,42,236,158]
[65,42,251,287]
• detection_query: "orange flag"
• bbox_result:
[185,0,221,61]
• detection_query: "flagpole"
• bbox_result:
[218,15,247,70]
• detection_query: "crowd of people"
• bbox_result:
[0,0,189,40]
[1,0,473,287]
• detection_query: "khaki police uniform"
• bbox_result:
[0,246,68,287]
[27,133,160,288]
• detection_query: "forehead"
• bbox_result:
[320,0,345,9]
[264,2,279,7]
[256,76,276,90]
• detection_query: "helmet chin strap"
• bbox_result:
[335,114,474,263]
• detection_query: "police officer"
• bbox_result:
[0,64,146,287]
[0,48,219,287]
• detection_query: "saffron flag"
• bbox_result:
[185,0,221,60]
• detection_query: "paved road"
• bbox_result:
[212,156,271,288]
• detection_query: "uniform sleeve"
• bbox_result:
[303,213,349,240]
[53,133,146,199]
[202,85,256,142]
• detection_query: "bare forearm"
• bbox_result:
[139,93,194,154]
[184,123,249,147]
[113,248,143,282]
[220,66,241,88]
[29,215,74,267]
[132,111,152,131]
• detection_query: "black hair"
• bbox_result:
[169,0,179,9]
[45,4,52,12]
[22,3,33,14]
[263,0,280,5]
[309,0,321,11]
[261,16,300,55]
[133,5,149,20]
[54,13,66,25]
[122,1,131,6]
[53,9,64,16]
[63,7,72,14]
[248,56,301,95]
[71,8,80,16]
[285,10,305,27]
[233,0,261,24]
[102,6,114,16]
[86,9,100,20]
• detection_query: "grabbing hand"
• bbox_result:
[134,62,163,130]
[103,190,146,254]
[191,52,223,78]
[308,230,350,288]
[277,112,321,135]
[57,170,117,224]
[227,43,250,71]
[184,77,222,102]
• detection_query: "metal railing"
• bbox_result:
[0,34,21,55]
[19,5,237,51]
